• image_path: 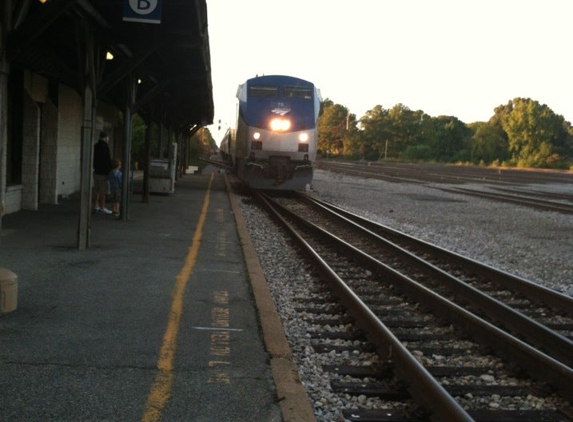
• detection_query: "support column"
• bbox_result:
[159,121,165,158]
[77,28,97,250]
[78,84,95,250]
[0,60,8,231]
[121,75,136,221]
[0,0,13,234]
[141,120,153,203]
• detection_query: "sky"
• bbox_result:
[205,0,572,142]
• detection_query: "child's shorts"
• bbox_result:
[110,190,121,203]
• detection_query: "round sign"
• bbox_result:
[128,0,158,15]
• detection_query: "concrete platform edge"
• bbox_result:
[224,175,317,422]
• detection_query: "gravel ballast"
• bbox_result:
[307,169,573,297]
[235,168,573,421]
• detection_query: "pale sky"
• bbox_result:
[206,0,572,141]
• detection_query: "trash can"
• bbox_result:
[0,268,18,314]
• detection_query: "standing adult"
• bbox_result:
[93,131,113,215]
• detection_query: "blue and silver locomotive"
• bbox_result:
[221,75,321,190]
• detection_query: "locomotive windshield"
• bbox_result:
[248,85,278,98]
[248,84,313,100]
[284,86,313,100]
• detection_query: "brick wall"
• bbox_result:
[21,92,40,211]
[57,85,83,197]
[3,72,120,215]
[39,99,58,204]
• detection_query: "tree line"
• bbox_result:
[129,114,217,168]
[318,98,573,169]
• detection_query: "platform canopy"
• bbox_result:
[7,0,214,128]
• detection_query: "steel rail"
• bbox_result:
[258,191,573,403]
[492,186,573,202]
[294,192,573,367]
[316,160,573,185]
[299,192,573,319]
[437,186,573,214]
[253,190,476,422]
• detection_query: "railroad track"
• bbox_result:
[316,160,573,186]
[294,192,573,344]
[252,189,573,422]
[491,187,573,203]
[434,186,573,214]
[315,161,573,215]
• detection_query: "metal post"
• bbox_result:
[0,60,8,235]
[121,75,136,221]
[77,27,96,250]
[141,120,152,203]
[0,0,12,236]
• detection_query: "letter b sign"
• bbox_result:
[123,0,162,24]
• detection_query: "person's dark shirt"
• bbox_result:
[93,139,112,175]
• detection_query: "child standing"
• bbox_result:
[108,158,122,216]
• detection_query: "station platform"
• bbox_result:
[0,166,315,422]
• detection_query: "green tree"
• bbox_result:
[559,120,573,165]
[360,104,431,160]
[320,98,334,117]
[318,102,355,156]
[131,114,146,157]
[429,116,472,162]
[129,113,160,168]
[387,104,426,156]
[469,121,509,165]
[360,105,392,159]
[190,127,217,159]
[502,98,565,167]
[489,101,514,129]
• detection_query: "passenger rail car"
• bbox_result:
[222,75,321,190]
[219,128,234,163]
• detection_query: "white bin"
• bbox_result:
[0,268,18,314]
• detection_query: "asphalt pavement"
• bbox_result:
[0,166,314,422]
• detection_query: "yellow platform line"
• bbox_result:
[141,174,214,422]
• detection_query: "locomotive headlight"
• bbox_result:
[298,133,309,142]
[253,131,261,140]
[270,118,291,131]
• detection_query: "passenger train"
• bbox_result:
[220,75,321,190]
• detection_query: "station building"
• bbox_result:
[0,0,214,248]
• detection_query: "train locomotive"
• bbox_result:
[220,74,321,190]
